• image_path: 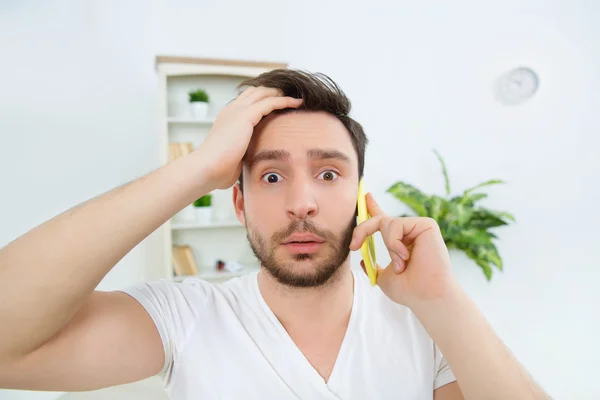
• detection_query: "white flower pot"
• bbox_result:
[173,204,196,223]
[190,102,208,120]
[195,206,212,225]
[210,189,238,222]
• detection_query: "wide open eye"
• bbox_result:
[262,172,284,183]
[318,170,339,181]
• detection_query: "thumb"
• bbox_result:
[359,260,390,284]
[374,260,406,297]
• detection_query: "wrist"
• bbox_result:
[169,149,218,203]
[192,142,240,191]
[408,278,465,321]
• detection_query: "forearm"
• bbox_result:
[0,149,214,360]
[412,283,549,400]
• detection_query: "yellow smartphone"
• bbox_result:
[357,178,377,285]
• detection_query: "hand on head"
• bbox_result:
[201,87,303,190]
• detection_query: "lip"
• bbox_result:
[282,242,324,254]
[281,233,325,255]
[282,233,325,244]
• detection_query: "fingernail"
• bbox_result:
[394,262,401,273]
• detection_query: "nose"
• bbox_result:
[286,179,318,220]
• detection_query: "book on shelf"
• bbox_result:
[172,244,200,276]
[168,142,194,163]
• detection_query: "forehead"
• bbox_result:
[245,111,356,160]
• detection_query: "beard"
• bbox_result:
[246,215,356,288]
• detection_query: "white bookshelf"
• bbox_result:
[153,56,288,283]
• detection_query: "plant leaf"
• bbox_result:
[424,195,448,220]
[465,247,494,280]
[462,243,503,271]
[459,192,488,206]
[433,149,451,196]
[477,258,493,281]
[470,209,514,229]
[387,182,429,216]
[485,244,503,270]
[464,179,504,195]
[455,229,494,245]
[494,211,516,222]
[447,200,472,227]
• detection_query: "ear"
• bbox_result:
[232,183,246,226]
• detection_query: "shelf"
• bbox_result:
[168,117,214,125]
[171,220,244,230]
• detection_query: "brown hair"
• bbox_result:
[237,69,368,190]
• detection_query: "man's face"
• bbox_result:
[234,111,359,288]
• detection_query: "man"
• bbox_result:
[0,69,548,399]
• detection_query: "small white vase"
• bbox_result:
[173,204,196,223]
[190,102,208,120]
[210,189,238,222]
[195,206,212,225]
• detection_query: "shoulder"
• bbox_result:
[171,271,261,314]
[118,273,253,340]
[117,273,259,383]
[122,273,256,304]
[123,276,215,307]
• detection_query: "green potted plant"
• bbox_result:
[193,193,212,225]
[386,150,515,281]
[188,88,210,120]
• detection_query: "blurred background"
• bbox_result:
[0,0,599,399]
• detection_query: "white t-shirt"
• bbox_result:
[121,268,456,399]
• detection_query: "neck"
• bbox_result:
[258,260,354,331]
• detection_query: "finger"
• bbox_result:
[376,261,406,296]
[387,218,411,262]
[377,217,410,268]
[360,259,392,280]
[249,96,303,124]
[349,216,411,267]
[349,214,384,251]
[244,87,285,104]
[354,216,436,248]
[374,262,388,277]
[366,192,386,217]
[392,217,439,247]
[384,258,406,274]
[237,86,258,100]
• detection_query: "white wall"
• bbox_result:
[1,1,598,399]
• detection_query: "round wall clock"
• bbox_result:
[495,67,539,105]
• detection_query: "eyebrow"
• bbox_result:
[307,148,351,163]
[247,148,351,169]
[247,149,290,169]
